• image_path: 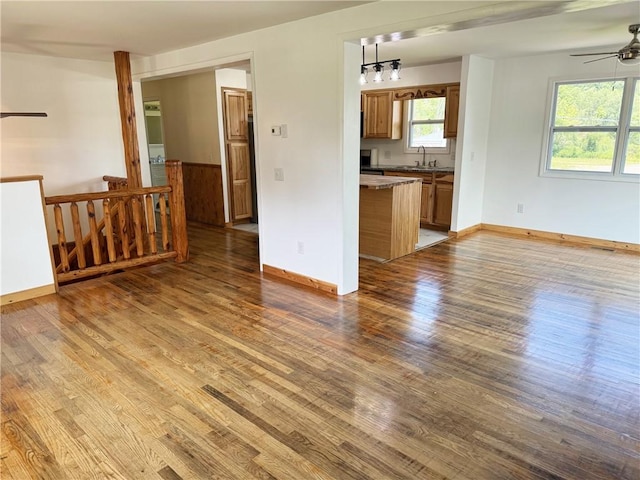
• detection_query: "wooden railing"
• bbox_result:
[45,160,188,284]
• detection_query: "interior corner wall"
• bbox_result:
[482,51,640,244]
[451,55,494,232]
[142,71,220,165]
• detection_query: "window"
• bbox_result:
[406,97,449,153]
[543,77,639,179]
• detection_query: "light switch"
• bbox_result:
[271,126,281,136]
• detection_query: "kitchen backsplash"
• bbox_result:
[360,138,457,168]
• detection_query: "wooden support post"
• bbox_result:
[165,160,188,263]
[114,51,142,189]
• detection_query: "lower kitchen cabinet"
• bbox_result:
[384,170,454,230]
[433,182,453,226]
[420,183,433,225]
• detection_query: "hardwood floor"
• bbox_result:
[2,224,639,479]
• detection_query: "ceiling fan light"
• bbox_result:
[618,52,640,66]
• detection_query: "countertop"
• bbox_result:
[362,165,455,174]
[360,174,422,190]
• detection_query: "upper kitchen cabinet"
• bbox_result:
[362,91,403,139]
[444,85,460,138]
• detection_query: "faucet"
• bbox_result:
[417,145,427,166]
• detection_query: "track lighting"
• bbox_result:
[360,44,401,85]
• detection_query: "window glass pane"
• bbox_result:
[623,131,640,174]
[630,81,640,127]
[412,98,445,121]
[550,131,615,172]
[410,123,446,148]
[554,81,624,127]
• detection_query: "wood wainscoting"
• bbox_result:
[182,162,225,226]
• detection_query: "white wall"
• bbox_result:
[483,52,640,243]
[452,55,494,232]
[1,52,151,240]
[1,179,55,296]
[360,62,461,168]
[1,53,135,192]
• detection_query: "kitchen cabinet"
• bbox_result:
[433,181,453,226]
[384,170,454,230]
[444,85,460,138]
[360,174,421,260]
[362,91,403,139]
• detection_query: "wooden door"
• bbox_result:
[222,88,252,222]
[223,90,248,141]
[433,183,453,226]
[227,142,252,220]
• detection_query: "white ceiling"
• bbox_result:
[1,1,639,69]
[0,1,371,61]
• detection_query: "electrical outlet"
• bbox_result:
[297,241,304,254]
[517,203,524,214]
[274,168,284,181]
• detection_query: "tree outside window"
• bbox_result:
[408,98,448,151]
[545,77,639,177]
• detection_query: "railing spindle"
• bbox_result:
[159,193,169,252]
[145,194,158,254]
[87,200,102,266]
[70,202,86,269]
[117,198,130,259]
[132,195,144,256]
[53,204,70,273]
[103,199,117,262]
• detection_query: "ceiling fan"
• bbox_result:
[570,24,640,65]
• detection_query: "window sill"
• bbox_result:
[540,170,640,183]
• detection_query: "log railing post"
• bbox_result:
[113,51,142,189]
[165,160,188,263]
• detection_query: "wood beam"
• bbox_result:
[114,51,142,189]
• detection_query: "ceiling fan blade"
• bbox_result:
[570,52,618,57]
[0,112,48,118]
[583,55,618,64]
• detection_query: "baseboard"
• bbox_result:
[449,224,482,239]
[1,284,57,306]
[262,264,337,294]
[481,224,640,253]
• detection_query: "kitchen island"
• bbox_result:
[360,174,422,261]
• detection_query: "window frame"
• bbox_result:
[540,75,640,182]
[404,98,450,155]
